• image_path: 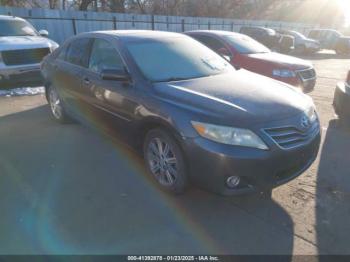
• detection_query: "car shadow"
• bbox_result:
[0,105,294,256]
[316,119,350,255]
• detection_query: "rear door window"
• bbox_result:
[65,38,92,67]
[309,30,319,39]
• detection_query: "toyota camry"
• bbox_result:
[41,30,321,197]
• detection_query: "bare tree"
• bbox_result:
[108,0,125,12]
[48,0,59,9]
[77,0,95,10]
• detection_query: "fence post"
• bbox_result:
[181,19,185,32]
[231,22,234,32]
[72,18,77,35]
[151,15,155,30]
[166,16,169,29]
[113,16,117,30]
[208,21,211,30]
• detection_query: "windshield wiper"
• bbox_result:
[156,77,191,83]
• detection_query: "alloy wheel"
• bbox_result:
[49,87,63,120]
[147,137,178,186]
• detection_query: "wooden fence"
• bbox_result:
[0,6,319,44]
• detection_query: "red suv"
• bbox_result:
[186,30,316,93]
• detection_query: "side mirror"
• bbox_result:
[217,48,233,62]
[101,69,130,82]
[39,30,49,37]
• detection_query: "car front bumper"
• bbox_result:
[300,77,316,93]
[183,130,321,196]
[0,64,44,89]
[333,82,350,119]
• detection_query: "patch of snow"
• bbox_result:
[0,87,45,97]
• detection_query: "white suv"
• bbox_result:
[0,15,58,89]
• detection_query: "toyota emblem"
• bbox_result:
[301,115,310,129]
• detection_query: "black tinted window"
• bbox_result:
[309,31,320,39]
[88,39,125,74]
[193,35,225,52]
[66,38,91,67]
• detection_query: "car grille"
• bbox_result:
[2,48,50,66]
[297,68,316,81]
[264,121,320,150]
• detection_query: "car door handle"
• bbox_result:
[83,77,90,85]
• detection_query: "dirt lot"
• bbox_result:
[0,51,349,255]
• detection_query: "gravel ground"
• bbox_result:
[0,51,349,255]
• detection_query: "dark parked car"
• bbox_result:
[239,26,294,53]
[186,30,316,92]
[308,29,350,55]
[333,70,350,120]
[277,29,320,54]
[41,30,321,197]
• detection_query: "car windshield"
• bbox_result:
[290,31,306,39]
[0,20,38,36]
[223,34,270,54]
[126,37,234,82]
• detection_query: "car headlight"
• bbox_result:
[272,69,296,78]
[191,121,269,150]
[49,42,59,52]
[305,106,317,123]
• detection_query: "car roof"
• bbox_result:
[0,15,26,21]
[240,26,272,30]
[78,30,185,41]
[309,29,339,32]
[186,30,253,39]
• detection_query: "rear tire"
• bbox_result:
[47,85,73,124]
[143,128,189,194]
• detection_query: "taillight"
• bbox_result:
[346,71,350,85]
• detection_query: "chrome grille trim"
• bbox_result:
[263,121,320,150]
[2,48,50,66]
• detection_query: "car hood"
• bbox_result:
[152,70,313,126]
[245,52,312,70]
[0,36,58,51]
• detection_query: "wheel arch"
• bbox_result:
[136,117,186,154]
[44,81,51,102]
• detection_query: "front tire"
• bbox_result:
[143,128,189,194]
[47,85,72,123]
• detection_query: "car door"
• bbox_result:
[81,37,140,133]
[52,37,93,114]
